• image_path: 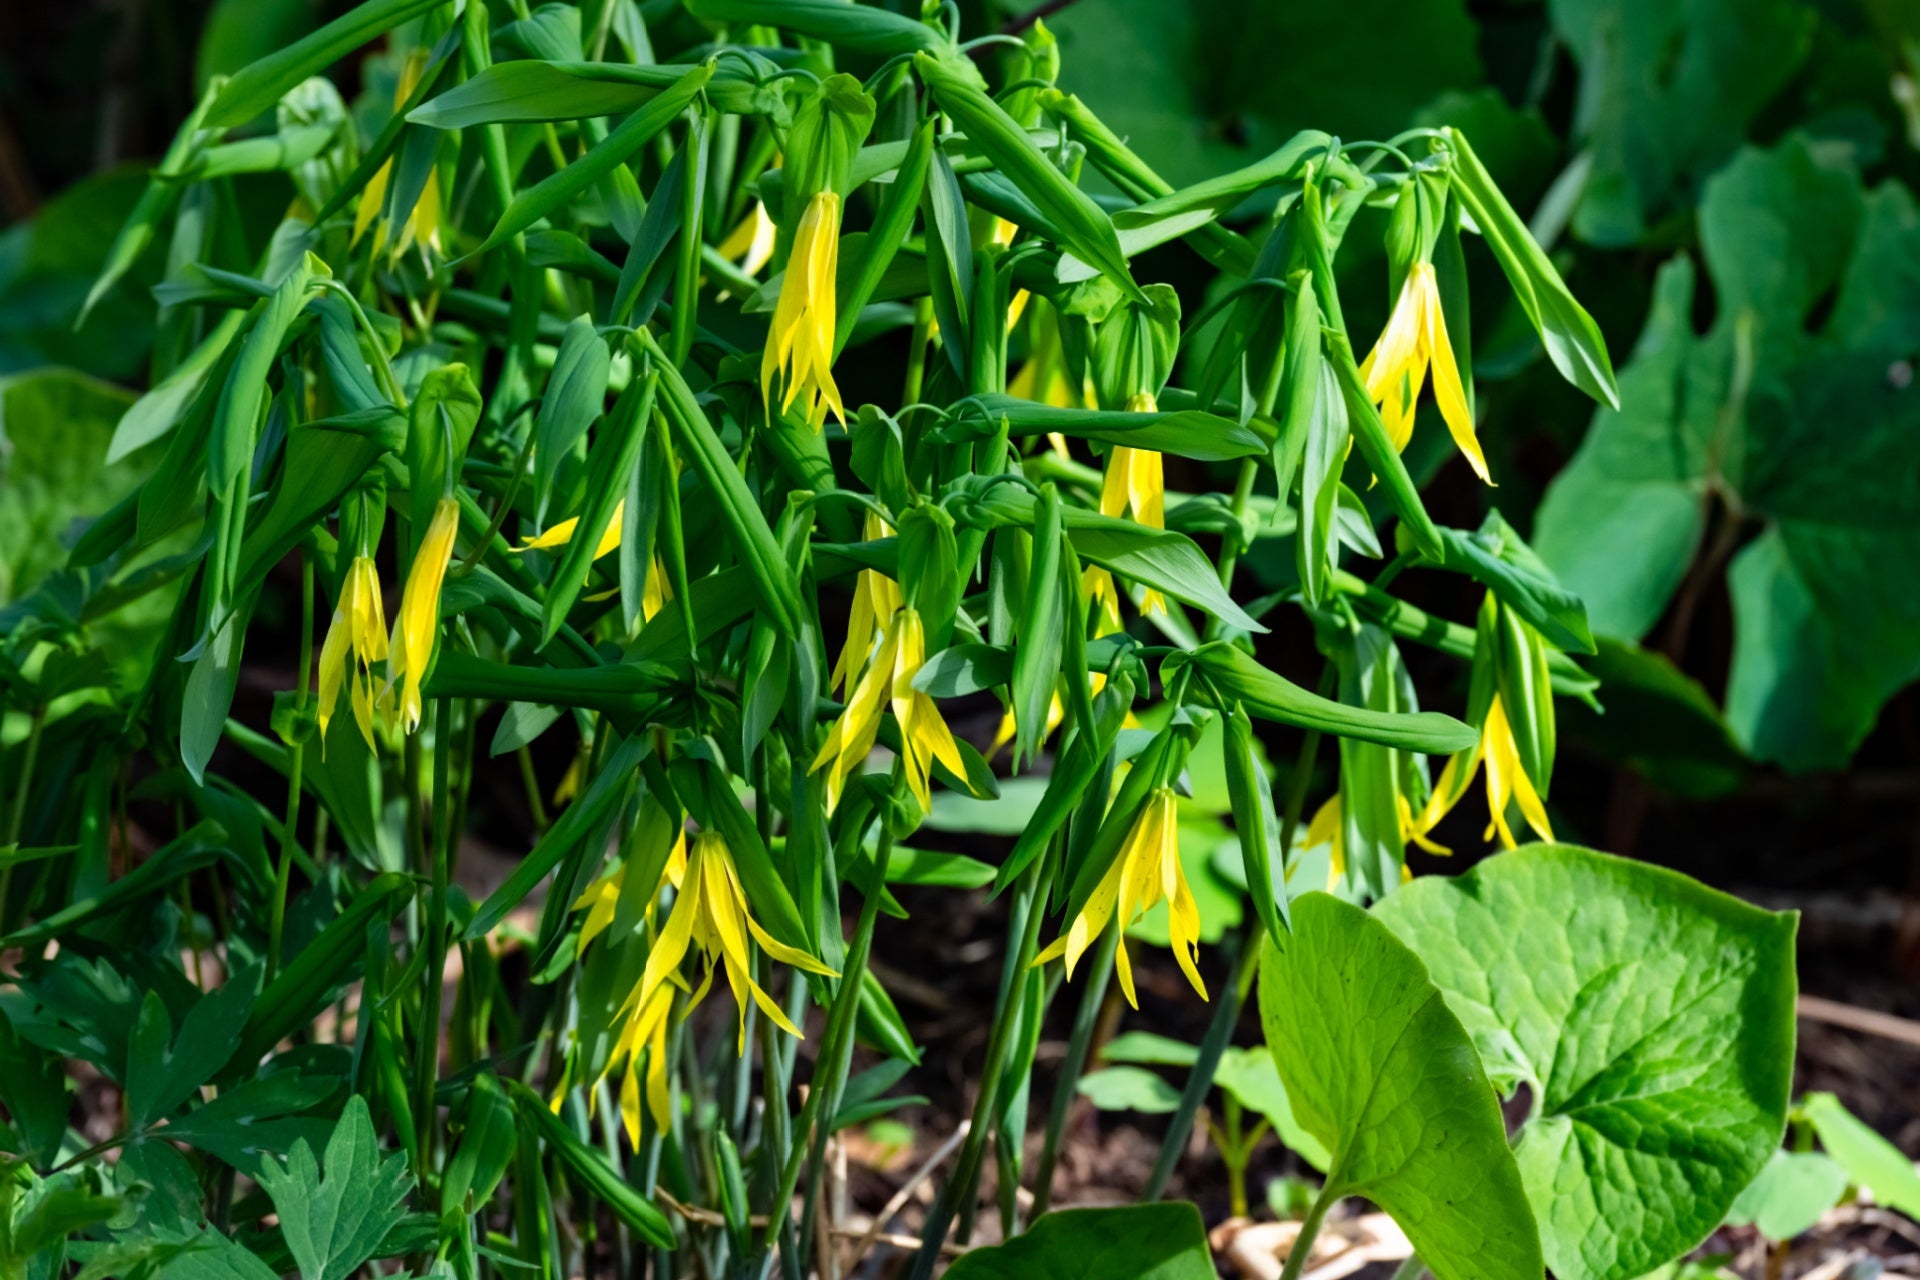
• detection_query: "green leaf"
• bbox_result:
[1167,643,1476,754]
[1535,137,1920,768]
[1724,1150,1847,1240]
[1560,639,1745,799]
[206,0,445,128]
[125,963,261,1127]
[255,1095,414,1280]
[1100,1031,1200,1067]
[0,369,141,603]
[916,50,1146,304]
[154,1228,280,1280]
[1214,1047,1331,1172]
[505,1078,675,1248]
[531,317,612,527]
[1076,1067,1181,1114]
[942,1203,1215,1280]
[1259,892,1540,1280]
[884,847,994,889]
[1546,0,1815,246]
[942,394,1267,461]
[161,1071,339,1175]
[684,0,944,55]
[1374,845,1799,1280]
[1803,1091,1920,1219]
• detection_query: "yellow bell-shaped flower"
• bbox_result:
[384,496,459,734]
[622,830,837,1058]
[314,555,388,754]
[1098,392,1167,613]
[513,498,672,621]
[1359,260,1488,483]
[1411,693,1553,849]
[1035,788,1207,1008]
[353,48,443,259]
[812,606,966,813]
[761,190,846,430]
[828,511,902,695]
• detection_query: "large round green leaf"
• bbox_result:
[1259,892,1540,1280]
[1374,845,1798,1280]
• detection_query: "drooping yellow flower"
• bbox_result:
[1035,788,1205,1007]
[812,606,965,813]
[353,49,443,259]
[1099,392,1166,613]
[514,499,673,622]
[761,191,845,430]
[570,831,691,1141]
[829,512,902,694]
[1301,792,1449,892]
[384,496,459,734]
[625,830,836,1059]
[314,555,389,755]
[1411,693,1552,850]
[717,201,778,278]
[1359,260,1487,482]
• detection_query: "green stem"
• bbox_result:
[417,697,455,1186]
[1221,1095,1249,1219]
[268,552,314,983]
[1278,1182,1338,1280]
[1388,1251,1427,1280]
[1032,922,1118,1217]
[765,872,885,1257]
[517,744,550,835]
[0,706,46,919]
[908,848,1051,1280]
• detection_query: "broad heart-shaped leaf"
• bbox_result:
[1535,136,1920,769]
[943,1203,1214,1280]
[1546,0,1813,246]
[1373,845,1798,1280]
[1259,893,1540,1280]
[255,1095,414,1280]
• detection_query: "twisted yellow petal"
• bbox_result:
[1361,262,1490,483]
[761,191,845,430]
[385,497,459,734]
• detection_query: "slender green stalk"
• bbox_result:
[1278,1182,1338,1280]
[0,706,46,921]
[1031,922,1118,1217]
[908,848,1051,1280]
[765,875,886,1257]
[417,697,455,1184]
[267,552,314,983]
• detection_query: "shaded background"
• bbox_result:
[3,0,1920,1236]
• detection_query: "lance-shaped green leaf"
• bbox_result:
[81,85,218,325]
[532,316,612,525]
[1446,127,1618,410]
[1374,845,1798,1280]
[684,0,944,54]
[1221,703,1288,943]
[208,255,322,494]
[1260,892,1542,1280]
[635,330,804,638]
[836,117,934,354]
[1112,131,1354,230]
[1166,643,1475,754]
[1010,487,1065,770]
[206,0,445,127]
[916,51,1147,304]
[255,1095,415,1280]
[411,59,777,129]
[542,365,656,645]
[943,1203,1215,1280]
[234,872,412,1068]
[939,393,1266,461]
[956,483,1265,633]
[505,1079,676,1247]
[472,62,712,257]
[1428,514,1594,655]
[0,822,228,950]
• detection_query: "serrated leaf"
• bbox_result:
[256,1095,414,1280]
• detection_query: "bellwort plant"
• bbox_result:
[0,5,1811,1280]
